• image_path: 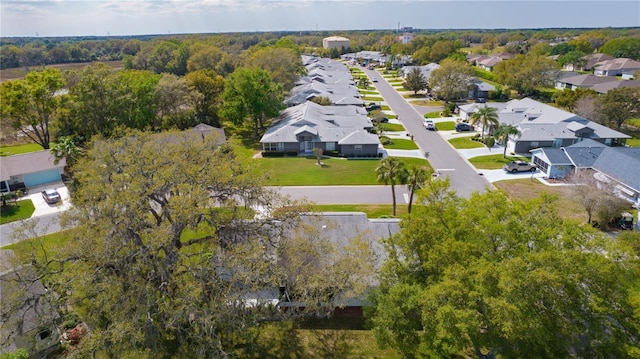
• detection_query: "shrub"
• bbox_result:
[261,151,285,157]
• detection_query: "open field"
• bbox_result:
[0,60,124,82]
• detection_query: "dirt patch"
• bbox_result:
[494,179,586,222]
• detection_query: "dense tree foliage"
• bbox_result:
[0,68,65,149]
[598,87,640,129]
[5,131,373,358]
[469,105,499,140]
[493,54,559,96]
[600,37,640,60]
[369,180,640,358]
[402,67,428,95]
[221,67,284,137]
[552,87,598,111]
[428,59,475,102]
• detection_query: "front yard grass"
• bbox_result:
[493,179,586,222]
[365,96,383,102]
[435,121,455,131]
[424,111,441,118]
[468,154,527,169]
[448,137,485,149]
[0,143,46,156]
[0,199,35,224]
[381,123,405,132]
[257,156,429,186]
[383,138,419,150]
[411,99,445,106]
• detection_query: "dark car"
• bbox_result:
[366,104,381,112]
[41,189,61,204]
[454,123,474,132]
[503,161,537,173]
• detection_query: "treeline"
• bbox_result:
[2,27,639,70]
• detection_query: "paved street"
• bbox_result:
[271,185,408,205]
[365,68,492,197]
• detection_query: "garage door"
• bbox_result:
[23,169,62,187]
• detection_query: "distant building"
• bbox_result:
[398,32,414,44]
[323,36,350,50]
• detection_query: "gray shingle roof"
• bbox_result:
[591,147,640,192]
[539,148,572,164]
[260,102,375,145]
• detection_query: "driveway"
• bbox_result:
[26,182,72,217]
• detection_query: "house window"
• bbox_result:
[277,142,284,151]
[530,141,539,148]
[354,145,363,151]
[533,157,549,172]
[604,138,612,146]
[552,139,562,148]
[264,143,277,151]
[326,142,335,151]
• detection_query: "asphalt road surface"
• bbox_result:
[366,68,492,197]
[0,212,64,246]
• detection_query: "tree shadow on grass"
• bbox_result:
[0,204,20,218]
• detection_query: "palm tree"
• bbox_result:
[493,124,521,158]
[405,166,428,214]
[50,135,83,175]
[469,105,499,140]
[375,157,406,216]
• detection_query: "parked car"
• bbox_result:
[366,104,381,112]
[41,189,61,204]
[454,123,474,132]
[503,161,537,173]
[423,120,436,131]
[611,212,634,230]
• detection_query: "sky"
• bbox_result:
[1,0,639,38]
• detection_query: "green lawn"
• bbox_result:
[627,138,640,147]
[359,90,379,95]
[435,121,455,131]
[626,118,640,127]
[0,199,35,224]
[448,137,485,149]
[257,156,429,186]
[311,204,408,218]
[0,143,46,156]
[365,96,383,102]
[381,123,405,132]
[424,111,440,118]
[383,138,419,150]
[468,154,527,169]
[381,105,391,111]
[410,99,445,106]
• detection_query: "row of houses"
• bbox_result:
[460,98,639,207]
[260,56,381,157]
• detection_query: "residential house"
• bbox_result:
[0,251,61,357]
[400,63,440,81]
[285,81,363,107]
[459,98,630,154]
[531,139,640,207]
[260,101,380,157]
[470,79,495,100]
[554,74,618,90]
[592,79,640,94]
[593,58,640,77]
[467,52,513,72]
[0,150,66,193]
[582,53,615,71]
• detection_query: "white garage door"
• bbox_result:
[23,169,62,187]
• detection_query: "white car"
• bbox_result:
[423,120,436,131]
[372,77,378,82]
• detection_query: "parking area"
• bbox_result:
[24,182,72,217]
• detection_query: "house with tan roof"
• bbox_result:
[593,58,640,77]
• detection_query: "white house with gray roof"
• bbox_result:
[460,98,630,154]
[531,139,640,207]
[260,101,380,157]
[285,81,363,107]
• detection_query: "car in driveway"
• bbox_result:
[503,161,536,173]
[41,189,61,204]
[366,104,381,112]
[423,119,436,131]
[454,123,474,132]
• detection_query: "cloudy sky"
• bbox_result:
[1,0,639,37]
